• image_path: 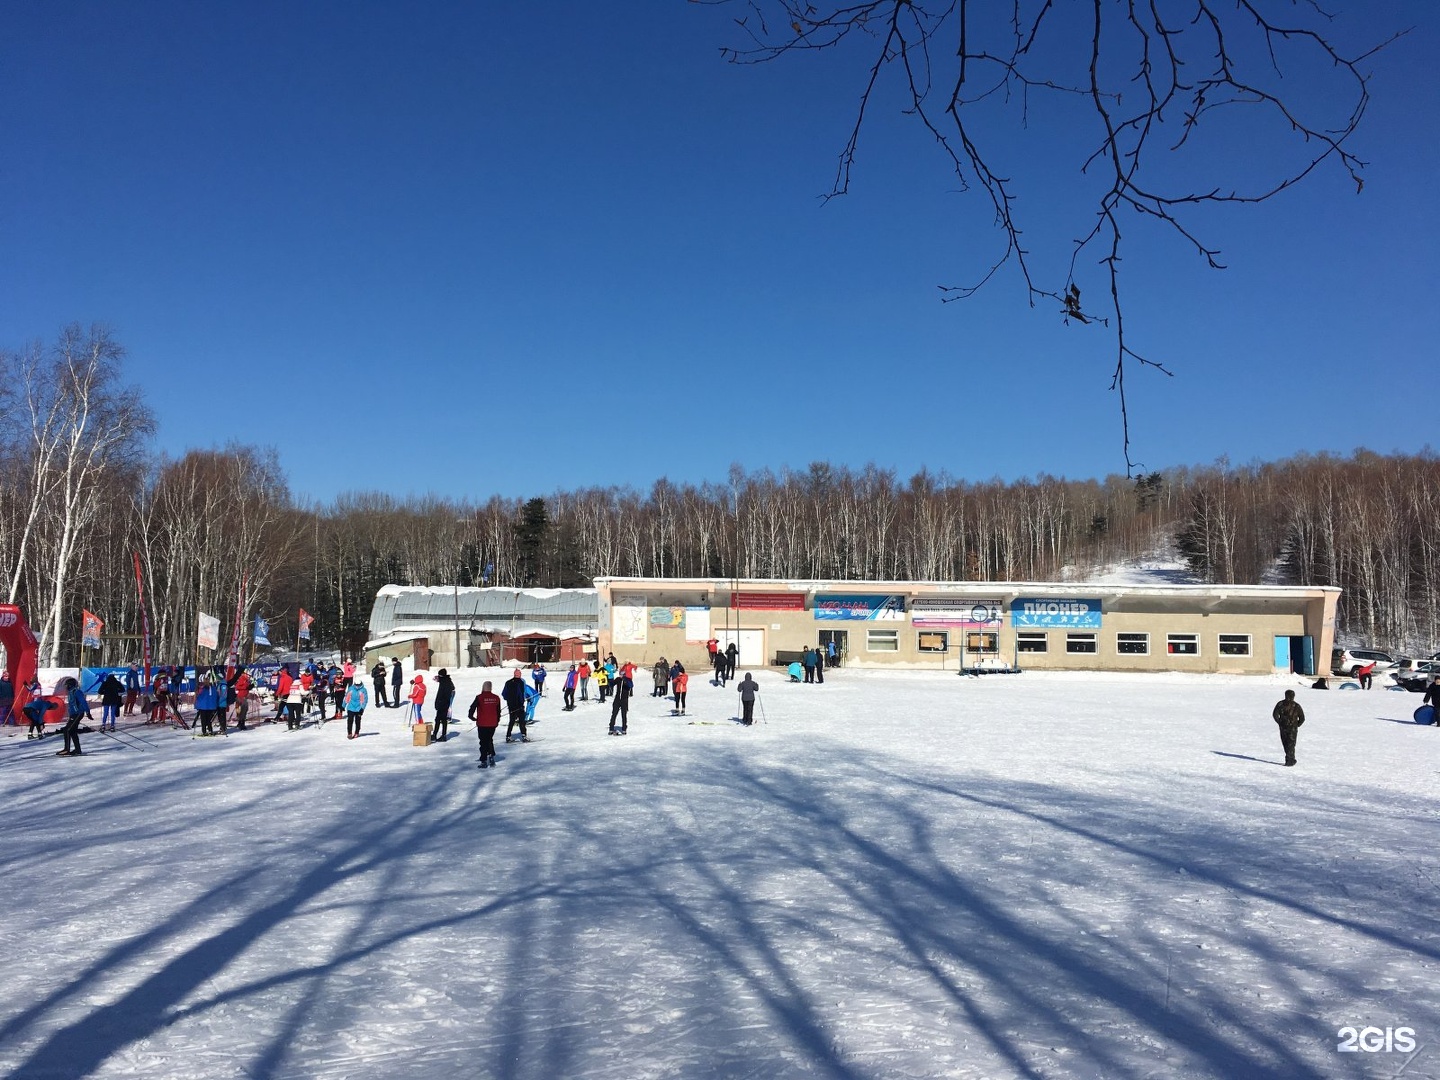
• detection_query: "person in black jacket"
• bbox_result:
[390,658,404,708]
[1272,689,1306,766]
[724,642,739,681]
[608,669,632,735]
[371,661,390,708]
[502,669,529,742]
[432,669,455,742]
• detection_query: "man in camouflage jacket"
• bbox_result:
[1272,689,1306,767]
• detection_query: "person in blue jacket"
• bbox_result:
[59,677,91,756]
[195,673,222,737]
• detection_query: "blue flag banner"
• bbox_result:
[254,616,271,646]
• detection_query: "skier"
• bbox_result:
[652,657,669,698]
[58,677,90,757]
[524,681,540,726]
[712,648,728,687]
[343,679,368,740]
[562,664,577,710]
[272,666,293,723]
[672,668,689,716]
[149,670,171,724]
[736,671,760,724]
[1271,689,1306,766]
[576,660,591,702]
[24,680,56,739]
[608,665,632,735]
[531,663,547,696]
[233,669,252,730]
[123,663,141,715]
[469,680,502,768]
[594,664,610,703]
[390,657,403,709]
[502,669,529,742]
[724,642,739,681]
[98,672,124,731]
[195,672,221,736]
[285,674,306,730]
[371,660,390,708]
[432,669,455,742]
[0,672,12,727]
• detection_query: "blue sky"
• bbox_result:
[3,1,1436,504]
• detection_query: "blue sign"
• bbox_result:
[814,594,907,621]
[1011,597,1102,628]
[253,617,271,646]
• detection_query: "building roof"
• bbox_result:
[367,585,599,644]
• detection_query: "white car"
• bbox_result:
[1392,659,1440,692]
[1331,647,1400,677]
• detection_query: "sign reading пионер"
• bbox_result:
[1010,598,1103,628]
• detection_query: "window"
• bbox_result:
[1218,634,1252,657]
[1116,633,1149,655]
[1066,633,1097,654]
[1017,633,1048,653]
[917,631,949,653]
[1167,634,1199,656]
[866,629,899,652]
[965,632,999,655]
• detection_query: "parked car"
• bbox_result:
[1391,659,1440,692]
[1331,647,1400,677]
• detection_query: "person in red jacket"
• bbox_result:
[273,666,293,723]
[469,681,502,768]
[408,674,427,724]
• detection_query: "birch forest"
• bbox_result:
[3,328,1438,664]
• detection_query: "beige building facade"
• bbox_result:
[592,578,1340,677]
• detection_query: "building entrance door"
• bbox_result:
[715,628,765,667]
[818,629,848,667]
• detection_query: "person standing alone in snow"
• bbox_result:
[470,681,501,767]
[609,665,632,735]
[390,657,403,709]
[1272,689,1306,766]
[736,671,760,725]
[343,679,368,739]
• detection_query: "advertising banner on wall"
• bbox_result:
[911,598,1003,628]
[814,594,907,621]
[612,593,648,645]
[649,606,685,628]
[731,591,806,611]
[1010,597,1103,628]
[684,607,710,643]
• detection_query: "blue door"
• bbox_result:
[1273,636,1291,671]
[1297,636,1315,676]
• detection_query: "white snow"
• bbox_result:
[2,667,1437,1079]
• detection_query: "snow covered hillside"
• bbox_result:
[2,668,1436,1079]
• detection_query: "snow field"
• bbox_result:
[1,667,1437,1079]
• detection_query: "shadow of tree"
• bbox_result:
[1,730,1436,1079]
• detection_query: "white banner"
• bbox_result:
[197,612,221,651]
[685,606,710,643]
[612,593,648,646]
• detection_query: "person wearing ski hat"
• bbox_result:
[736,671,760,725]
[408,673,427,725]
[502,668,529,742]
[469,680,502,767]
[432,668,455,743]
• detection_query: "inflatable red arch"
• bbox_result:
[0,604,43,719]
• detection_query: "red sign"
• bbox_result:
[731,592,805,611]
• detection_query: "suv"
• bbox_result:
[1392,659,1440,692]
[1331,647,1400,677]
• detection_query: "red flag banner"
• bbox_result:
[133,554,152,688]
[81,610,104,649]
[298,608,314,641]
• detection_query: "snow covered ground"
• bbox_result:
[2,666,1437,1079]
